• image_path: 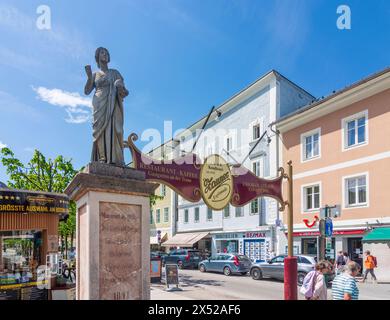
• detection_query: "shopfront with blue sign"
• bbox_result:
[211,231,272,263]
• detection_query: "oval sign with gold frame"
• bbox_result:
[200,154,233,211]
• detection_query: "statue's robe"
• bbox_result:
[91,69,125,166]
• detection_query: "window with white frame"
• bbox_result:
[253,123,261,140]
[343,111,368,150]
[207,207,213,221]
[224,206,230,218]
[250,118,263,142]
[150,210,154,224]
[164,207,169,222]
[156,209,161,223]
[194,207,200,222]
[301,129,320,161]
[252,160,261,177]
[250,199,259,215]
[184,209,189,223]
[161,185,166,197]
[345,175,367,207]
[235,206,243,217]
[303,184,320,211]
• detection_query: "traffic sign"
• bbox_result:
[325,218,333,237]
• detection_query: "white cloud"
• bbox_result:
[0,141,7,149]
[32,86,92,124]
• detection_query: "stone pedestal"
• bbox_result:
[65,162,158,300]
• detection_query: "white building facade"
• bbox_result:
[171,70,314,262]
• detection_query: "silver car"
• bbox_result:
[250,254,316,285]
[199,253,252,276]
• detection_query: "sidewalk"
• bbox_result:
[151,285,192,300]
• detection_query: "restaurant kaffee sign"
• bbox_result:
[126,133,286,211]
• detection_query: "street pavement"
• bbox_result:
[151,269,390,300]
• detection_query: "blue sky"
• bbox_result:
[0,0,389,182]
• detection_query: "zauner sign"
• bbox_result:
[126,133,286,210]
[200,154,233,210]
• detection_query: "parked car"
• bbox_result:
[162,249,201,269]
[250,254,317,285]
[198,253,252,276]
[150,251,167,259]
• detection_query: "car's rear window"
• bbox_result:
[235,255,250,261]
[188,251,200,256]
[299,257,312,264]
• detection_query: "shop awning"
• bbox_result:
[362,227,390,242]
[161,232,209,247]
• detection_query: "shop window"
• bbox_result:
[0,230,43,287]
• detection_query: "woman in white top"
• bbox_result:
[312,261,331,300]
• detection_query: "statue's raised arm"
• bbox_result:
[85,47,128,166]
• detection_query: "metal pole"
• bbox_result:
[284,160,298,300]
[191,106,215,153]
[288,161,293,257]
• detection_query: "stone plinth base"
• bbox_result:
[65,162,158,300]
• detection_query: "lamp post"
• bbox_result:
[284,161,297,300]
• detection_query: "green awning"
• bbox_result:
[362,227,390,242]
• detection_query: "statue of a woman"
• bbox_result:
[84,47,129,166]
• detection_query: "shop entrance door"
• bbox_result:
[347,237,363,271]
[301,238,317,255]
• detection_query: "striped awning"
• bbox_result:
[161,232,209,247]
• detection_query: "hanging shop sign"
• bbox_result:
[200,154,233,210]
[0,189,69,216]
[126,133,286,210]
[229,165,285,209]
[127,133,202,202]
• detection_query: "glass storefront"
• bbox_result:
[0,230,43,286]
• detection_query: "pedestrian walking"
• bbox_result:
[335,251,346,275]
[300,261,330,300]
[362,250,377,283]
[343,252,350,264]
[332,261,360,300]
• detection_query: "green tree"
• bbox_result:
[0,147,78,258]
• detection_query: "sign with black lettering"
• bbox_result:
[165,264,179,288]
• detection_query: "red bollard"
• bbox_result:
[284,256,298,300]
